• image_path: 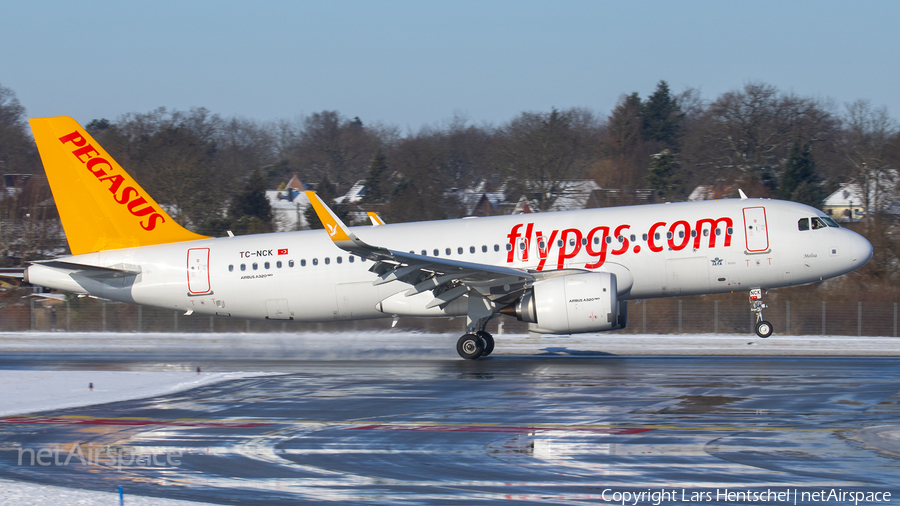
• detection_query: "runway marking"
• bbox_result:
[0,416,272,428]
[0,416,855,434]
[350,424,653,434]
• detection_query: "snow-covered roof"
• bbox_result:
[334,180,367,204]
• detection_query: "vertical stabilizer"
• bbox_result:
[29,116,210,254]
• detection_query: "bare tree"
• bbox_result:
[842,100,898,228]
[496,108,600,211]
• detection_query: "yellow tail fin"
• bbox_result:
[29,116,210,255]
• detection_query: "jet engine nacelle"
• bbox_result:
[501,272,625,334]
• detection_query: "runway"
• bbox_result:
[0,349,899,504]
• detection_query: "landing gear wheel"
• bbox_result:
[476,330,494,357]
[457,333,484,360]
[755,320,773,338]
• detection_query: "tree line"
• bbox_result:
[1,80,898,289]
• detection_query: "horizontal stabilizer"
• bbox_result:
[32,260,141,278]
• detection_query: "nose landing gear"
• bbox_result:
[750,288,773,338]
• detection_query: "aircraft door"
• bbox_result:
[742,207,769,252]
[266,299,291,319]
[187,248,211,294]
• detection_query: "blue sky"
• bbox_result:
[2,1,898,130]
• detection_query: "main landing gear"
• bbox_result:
[456,319,495,360]
[750,288,773,338]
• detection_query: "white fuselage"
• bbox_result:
[26,198,872,323]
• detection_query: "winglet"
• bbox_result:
[738,189,748,200]
[367,212,385,226]
[304,191,356,243]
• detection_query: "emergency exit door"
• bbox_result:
[187,248,211,294]
[742,207,769,252]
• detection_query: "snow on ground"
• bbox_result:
[0,369,271,506]
[0,479,211,506]
[1,331,898,359]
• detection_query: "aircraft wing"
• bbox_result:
[305,191,534,308]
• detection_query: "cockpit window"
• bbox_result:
[821,216,840,228]
[811,217,828,230]
[798,218,809,231]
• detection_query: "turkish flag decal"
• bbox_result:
[278,249,288,255]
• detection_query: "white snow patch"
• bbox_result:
[0,370,271,418]
[0,479,212,505]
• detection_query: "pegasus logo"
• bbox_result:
[326,223,338,237]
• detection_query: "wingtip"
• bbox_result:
[304,190,353,242]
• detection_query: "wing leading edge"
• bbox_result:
[304,191,534,314]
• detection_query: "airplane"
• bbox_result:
[17,116,873,359]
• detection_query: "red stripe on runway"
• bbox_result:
[0,417,272,428]
[349,424,652,434]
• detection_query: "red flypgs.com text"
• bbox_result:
[506,218,734,271]
[58,130,167,231]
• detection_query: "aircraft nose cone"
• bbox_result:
[850,231,873,265]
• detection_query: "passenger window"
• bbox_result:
[494,244,500,252]
[715,229,721,236]
[252,262,258,270]
[605,236,612,244]
[434,249,439,256]
[264,262,270,269]
[642,234,648,241]
[240,264,246,271]
[482,245,488,252]
[312,258,318,266]
[556,240,563,247]
[337,256,342,264]
[798,218,810,231]
[446,248,451,255]
[228,265,234,272]
[458,247,464,254]
[324,257,330,265]
[654,233,660,240]
[276,261,282,268]
[594,237,600,244]
[349,256,354,263]
[470,246,475,254]
[727,227,733,235]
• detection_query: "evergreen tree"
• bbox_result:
[779,143,824,207]
[227,169,273,234]
[361,148,389,204]
[641,81,682,149]
[646,149,683,201]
